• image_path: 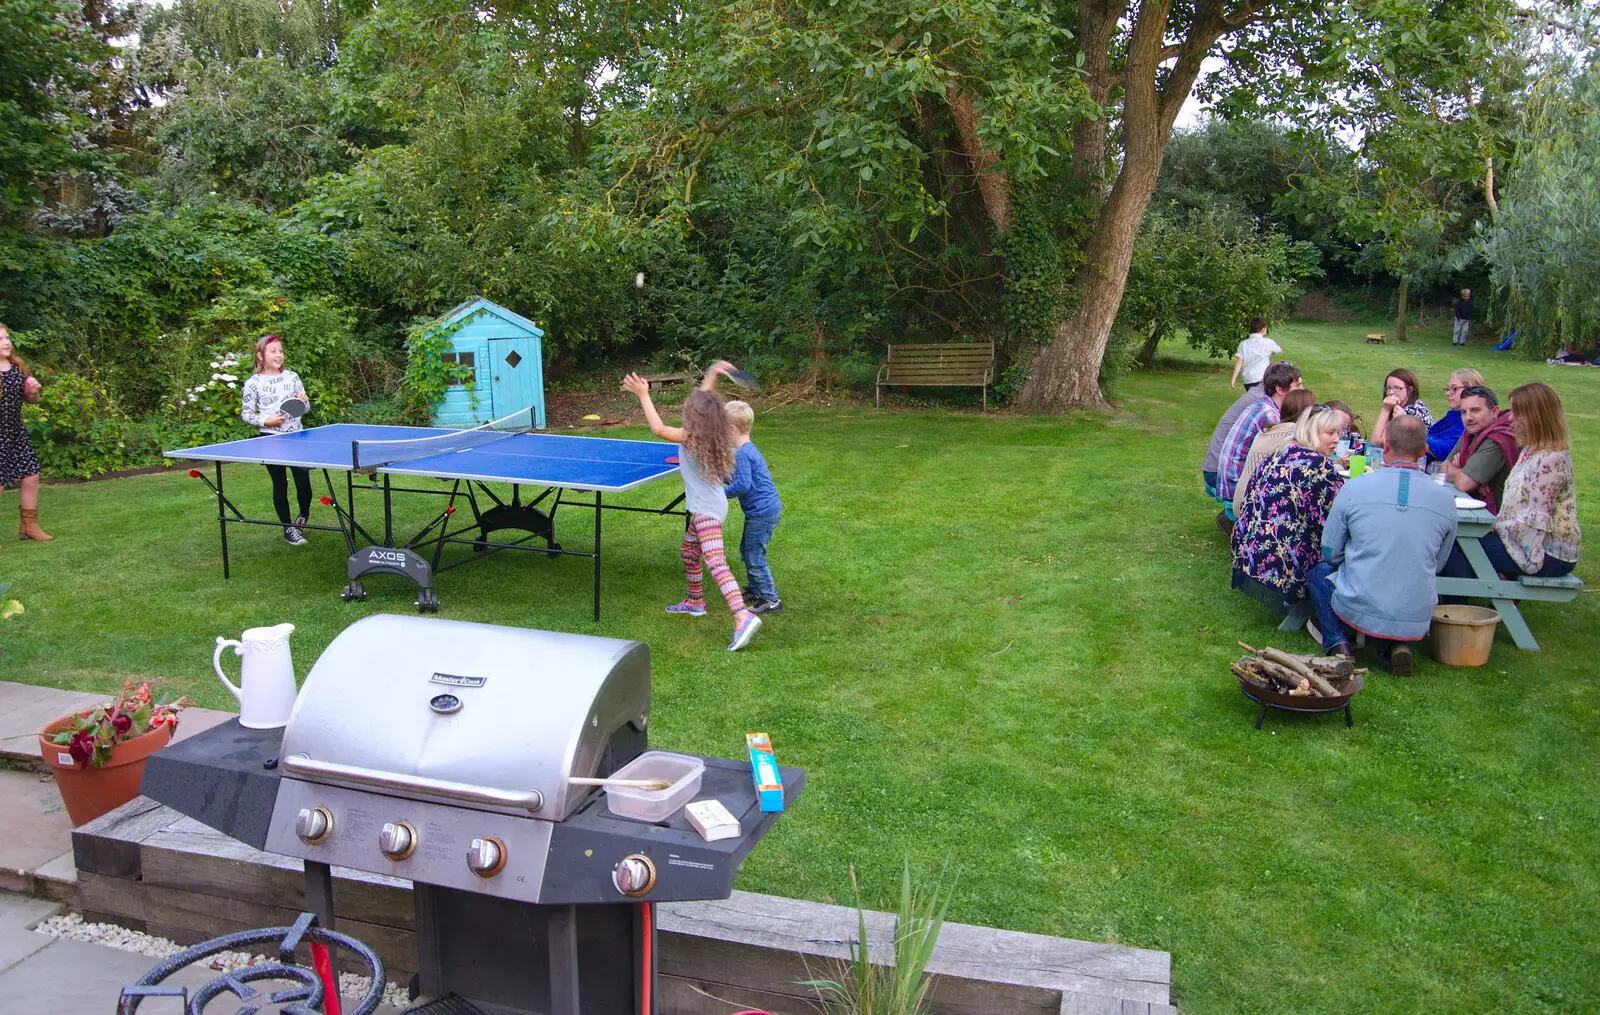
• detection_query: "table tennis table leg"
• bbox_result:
[216,463,230,580]
[593,492,603,622]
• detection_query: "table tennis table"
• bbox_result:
[164,414,685,619]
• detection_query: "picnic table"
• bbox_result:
[1435,503,1585,651]
[1278,497,1585,651]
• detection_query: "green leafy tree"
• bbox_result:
[1475,55,1600,359]
[1119,202,1321,369]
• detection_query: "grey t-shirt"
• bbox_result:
[679,447,729,521]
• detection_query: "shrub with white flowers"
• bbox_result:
[166,347,254,446]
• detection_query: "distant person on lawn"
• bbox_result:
[1231,388,1320,519]
[1443,381,1580,581]
[1426,368,1484,463]
[1231,405,1346,615]
[1368,368,1433,448]
[1229,317,1282,392]
[1452,289,1474,346]
[1215,362,1306,503]
[1306,416,1457,675]
[1443,385,1518,512]
[723,399,784,616]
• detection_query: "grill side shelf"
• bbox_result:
[139,719,286,850]
[542,756,803,904]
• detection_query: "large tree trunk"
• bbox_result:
[1014,159,1165,411]
[1013,0,1241,412]
[1396,278,1409,342]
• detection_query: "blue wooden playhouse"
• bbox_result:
[429,297,547,429]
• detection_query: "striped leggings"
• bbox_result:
[681,514,748,615]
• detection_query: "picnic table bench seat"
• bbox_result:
[876,341,996,410]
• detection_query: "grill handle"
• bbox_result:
[281,754,545,812]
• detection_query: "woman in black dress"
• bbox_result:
[0,324,52,543]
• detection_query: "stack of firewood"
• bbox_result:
[1232,642,1365,697]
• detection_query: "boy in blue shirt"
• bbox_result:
[724,400,784,614]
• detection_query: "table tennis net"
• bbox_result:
[351,406,534,469]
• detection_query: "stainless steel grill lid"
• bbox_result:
[278,615,649,821]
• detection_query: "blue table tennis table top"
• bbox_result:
[165,424,682,493]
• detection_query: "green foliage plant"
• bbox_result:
[21,366,155,478]
[1476,55,1600,359]
[400,314,476,424]
[800,862,953,1015]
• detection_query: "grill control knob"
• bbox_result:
[613,854,656,897]
[379,821,417,861]
[467,837,507,878]
[295,807,333,846]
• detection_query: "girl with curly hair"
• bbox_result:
[622,361,761,651]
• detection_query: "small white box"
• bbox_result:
[684,799,740,842]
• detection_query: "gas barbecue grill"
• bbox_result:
[141,615,802,1015]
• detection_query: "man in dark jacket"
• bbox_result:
[1452,288,1474,346]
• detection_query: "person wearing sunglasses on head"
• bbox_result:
[1426,368,1483,464]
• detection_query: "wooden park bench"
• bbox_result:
[641,370,696,390]
[875,341,996,410]
[1365,333,1386,344]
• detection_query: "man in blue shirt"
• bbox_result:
[1306,415,1458,675]
[724,400,784,614]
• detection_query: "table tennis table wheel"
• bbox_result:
[341,581,366,602]
[416,589,440,613]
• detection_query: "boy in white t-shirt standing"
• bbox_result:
[1229,317,1282,392]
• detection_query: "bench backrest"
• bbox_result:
[884,342,994,382]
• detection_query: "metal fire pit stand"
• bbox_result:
[117,910,386,1015]
[1242,689,1355,729]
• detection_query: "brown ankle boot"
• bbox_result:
[19,508,52,542]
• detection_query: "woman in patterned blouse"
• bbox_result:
[1231,406,1347,610]
[1446,381,1580,579]
[1369,368,1433,447]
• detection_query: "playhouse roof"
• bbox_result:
[436,297,545,337]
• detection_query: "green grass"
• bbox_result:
[3,321,1596,1014]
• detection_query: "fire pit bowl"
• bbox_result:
[1236,672,1364,711]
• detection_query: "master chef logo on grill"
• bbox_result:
[430,672,487,687]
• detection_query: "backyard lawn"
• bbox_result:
[2,321,1595,1014]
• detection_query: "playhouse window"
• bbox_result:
[441,351,476,385]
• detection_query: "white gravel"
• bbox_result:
[34,912,413,1009]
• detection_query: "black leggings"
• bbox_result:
[265,465,313,525]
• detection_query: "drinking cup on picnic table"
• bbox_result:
[1349,454,1367,478]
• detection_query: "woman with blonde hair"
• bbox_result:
[1426,367,1484,462]
[1231,388,1319,519]
[1446,381,1580,579]
[1232,405,1345,613]
[0,324,52,543]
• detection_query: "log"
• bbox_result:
[1258,647,1315,678]
[1303,671,1340,698]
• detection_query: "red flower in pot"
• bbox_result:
[40,680,194,826]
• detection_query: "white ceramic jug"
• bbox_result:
[213,623,298,729]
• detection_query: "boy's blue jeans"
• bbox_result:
[740,513,781,602]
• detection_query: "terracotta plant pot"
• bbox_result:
[38,714,175,827]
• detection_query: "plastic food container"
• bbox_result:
[604,751,705,822]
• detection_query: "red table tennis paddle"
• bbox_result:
[666,456,680,464]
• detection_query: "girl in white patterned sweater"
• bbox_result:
[239,334,313,544]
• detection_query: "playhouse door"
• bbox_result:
[488,337,537,423]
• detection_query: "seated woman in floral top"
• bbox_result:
[1445,381,1580,579]
[1231,405,1346,610]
